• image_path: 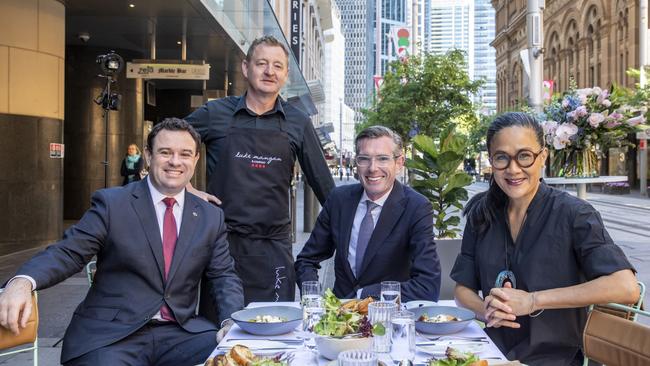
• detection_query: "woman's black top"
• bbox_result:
[451,182,634,366]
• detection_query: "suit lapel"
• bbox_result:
[358,182,406,276]
[166,191,200,285]
[131,179,165,280]
[341,185,363,279]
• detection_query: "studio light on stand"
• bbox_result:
[94,51,124,188]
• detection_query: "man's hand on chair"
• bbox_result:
[0,277,34,335]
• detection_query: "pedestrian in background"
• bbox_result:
[120,143,144,186]
[451,112,638,365]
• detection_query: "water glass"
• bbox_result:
[380,281,401,307]
[368,301,398,353]
[300,281,321,298]
[391,310,415,361]
[300,281,324,349]
[337,349,378,366]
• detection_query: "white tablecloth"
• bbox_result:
[211,300,506,365]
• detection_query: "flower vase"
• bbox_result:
[562,148,599,178]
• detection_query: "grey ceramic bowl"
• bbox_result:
[410,306,475,335]
[230,306,302,336]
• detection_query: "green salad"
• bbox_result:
[312,289,374,337]
[428,347,482,366]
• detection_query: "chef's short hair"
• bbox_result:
[246,35,289,63]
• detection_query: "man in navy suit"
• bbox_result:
[0,118,244,365]
[295,126,441,301]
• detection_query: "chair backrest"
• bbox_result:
[0,290,39,366]
[583,282,649,366]
[436,239,462,300]
[86,260,97,285]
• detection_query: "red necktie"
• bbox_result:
[160,197,177,321]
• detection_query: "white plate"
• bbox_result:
[418,342,485,356]
[405,300,437,309]
[217,339,296,355]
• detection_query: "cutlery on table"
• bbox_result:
[224,338,302,343]
[416,340,489,346]
[417,333,487,341]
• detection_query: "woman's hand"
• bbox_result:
[487,282,536,326]
[483,285,520,328]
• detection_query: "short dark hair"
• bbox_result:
[147,118,201,154]
[354,125,403,156]
[246,35,290,63]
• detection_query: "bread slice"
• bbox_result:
[230,344,255,365]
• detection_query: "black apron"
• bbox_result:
[207,125,296,304]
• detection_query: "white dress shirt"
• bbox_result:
[347,187,392,298]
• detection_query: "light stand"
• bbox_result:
[94,51,123,188]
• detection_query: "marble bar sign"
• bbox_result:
[126,62,210,80]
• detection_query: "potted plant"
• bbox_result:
[406,126,473,300]
[406,126,472,239]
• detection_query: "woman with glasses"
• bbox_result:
[450,112,638,365]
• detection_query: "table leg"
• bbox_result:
[577,183,587,200]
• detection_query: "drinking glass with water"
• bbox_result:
[337,349,378,366]
[380,281,401,307]
[368,301,398,354]
[391,310,415,361]
[300,281,323,348]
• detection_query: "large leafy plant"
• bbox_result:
[407,127,472,239]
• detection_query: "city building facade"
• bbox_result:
[424,0,496,115]
[491,0,645,182]
[492,0,641,111]
[335,0,373,125]
[322,3,356,156]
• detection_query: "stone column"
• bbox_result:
[0,0,65,256]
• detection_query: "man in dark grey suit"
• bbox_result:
[0,118,243,366]
[295,126,441,302]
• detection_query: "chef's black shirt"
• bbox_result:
[185,94,334,204]
[451,182,634,366]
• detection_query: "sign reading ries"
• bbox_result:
[290,0,301,64]
[126,62,210,80]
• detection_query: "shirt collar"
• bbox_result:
[234,92,286,118]
[525,180,549,213]
[146,177,185,208]
[361,185,392,207]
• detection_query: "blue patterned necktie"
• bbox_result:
[355,200,378,276]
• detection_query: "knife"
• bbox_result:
[224,338,303,343]
[416,340,489,346]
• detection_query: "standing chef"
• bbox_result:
[185,35,334,304]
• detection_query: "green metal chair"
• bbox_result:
[582,281,649,366]
[0,290,38,366]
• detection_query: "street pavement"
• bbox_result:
[1,177,648,365]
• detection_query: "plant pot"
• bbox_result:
[436,238,462,300]
[558,147,599,178]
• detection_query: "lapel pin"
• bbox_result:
[193,212,198,217]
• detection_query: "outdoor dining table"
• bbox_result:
[544,175,628,200]
[209,300,507,365]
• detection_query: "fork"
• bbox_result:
[417,333,487,341]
